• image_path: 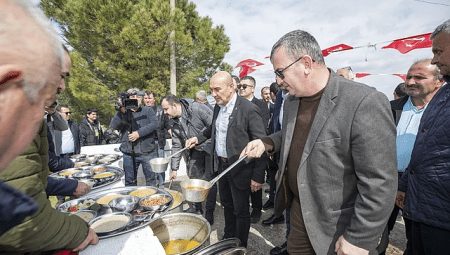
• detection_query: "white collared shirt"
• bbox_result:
[61,122,75,154]
[215,93,237,158]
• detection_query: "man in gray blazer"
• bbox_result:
[242,30,397,255]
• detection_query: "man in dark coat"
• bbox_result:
[186,71,266,247]
[238,75,269,223]
[396,19,450,254]
[79,108,103,146]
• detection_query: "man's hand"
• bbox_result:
[170,170,177,180]
[396,191,405,209]
[128,131,140,142]
[240,139,266,159]
[73,228,99,252]
[73,182,91,197]
[250,180,263,193]
[185,137,198,149]
[335,235,368,255]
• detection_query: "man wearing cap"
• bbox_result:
[110,88,159,186]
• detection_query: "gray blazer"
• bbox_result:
[270,71,397,254]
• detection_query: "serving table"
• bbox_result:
[76,144,167,255]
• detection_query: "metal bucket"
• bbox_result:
[150,213,211,255]
[150,157,169,173]
[180,179,211,203]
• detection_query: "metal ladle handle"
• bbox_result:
[209,155,248,187]
[166,147,189,160]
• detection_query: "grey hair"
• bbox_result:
[0,0,63,102]
[195,90,208,102]
[411,58,443,81]
[270,30,325,65]
[431,19,450,39]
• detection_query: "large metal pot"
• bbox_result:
[193,238,242,255]
[150,213,211,255]
[150,157,169,173]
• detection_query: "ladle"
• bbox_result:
[180,155,247,202]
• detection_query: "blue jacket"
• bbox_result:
[0,182,37,235]
[399,78,450,230]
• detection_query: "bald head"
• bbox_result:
[209,71,235,106]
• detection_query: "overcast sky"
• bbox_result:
[191,0,449,99]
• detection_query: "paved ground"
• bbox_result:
[164,179,407,255]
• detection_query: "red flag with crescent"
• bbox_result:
[236,59,264,78]
[382,33,432,54]
[322,44,354,57]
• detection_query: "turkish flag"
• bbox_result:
[322,44,354,57]
[382,33,432,54]
[236,59,264,78]
[393,74,407,81]
[355,73,371,78]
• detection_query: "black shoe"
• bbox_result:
[270,242,287,255]
[262,214,284,226]
[250,210,262,224]
[205,210,214,225]
[262,200,274,210]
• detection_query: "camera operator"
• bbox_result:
[110,88,159,186]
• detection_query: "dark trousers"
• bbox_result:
[188,150,216,213]
[409,220,450,255]
[250,189,262,212]
[218,160,251,247]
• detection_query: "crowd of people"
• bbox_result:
[0,0,449,254]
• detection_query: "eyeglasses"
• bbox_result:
[274,55,305,79]
[237,84,254,90]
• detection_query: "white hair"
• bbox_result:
[0,0,63,102]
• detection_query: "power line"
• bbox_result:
[414,0,450,7]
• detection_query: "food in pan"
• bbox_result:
[96,193,124,205]
[58,168,81,177]
[75,210,96,222]
[92,165,107,174]
[129,188,157,198]
[93,172,115,179]
[90,214,130,234]
[163,240,201,255]
[67,199,96,212]
[185,186,208,192]
[140,196,170,207]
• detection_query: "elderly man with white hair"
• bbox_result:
[0,0,98,252]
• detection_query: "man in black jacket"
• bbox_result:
[238,75,269,223]
[186,71,266,247]
[79,108,103,146]
[161,95,216,223]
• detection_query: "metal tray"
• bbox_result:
[70,154,122,166]
[50,166,124,190]
[57,186,173,239]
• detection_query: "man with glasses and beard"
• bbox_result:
[242,30,396,255]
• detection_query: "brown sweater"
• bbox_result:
[287,91,322,200]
